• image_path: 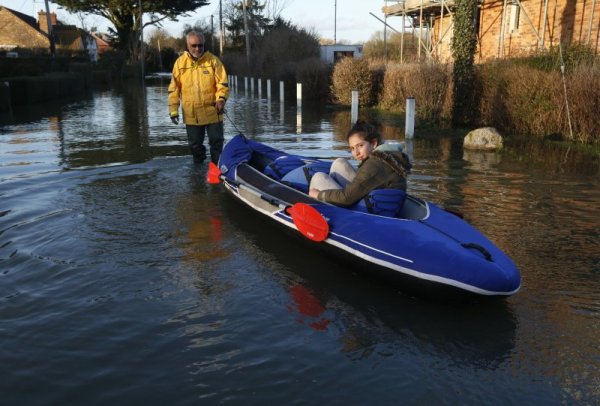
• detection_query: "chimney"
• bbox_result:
[38,11,57,34]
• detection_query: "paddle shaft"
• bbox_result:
[224,177,291,211]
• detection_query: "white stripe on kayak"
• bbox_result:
[329,231,414,264]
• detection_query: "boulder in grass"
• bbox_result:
[463,127,504,151]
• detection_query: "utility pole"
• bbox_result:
[138,0,144,78]
[219,0,224,56]
[384,0,388,59]
[242,0,250,65]
[211,15,215,51]
[334,0,337,44]
[43,0,55,57]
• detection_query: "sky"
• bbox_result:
[1,0,392,44]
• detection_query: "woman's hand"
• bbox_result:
[309,188,320,199]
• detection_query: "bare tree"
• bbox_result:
[264,0,290,21]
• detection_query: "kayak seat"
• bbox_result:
[281,161,333,193]
[263,156,306,181]
[350,189,407,217]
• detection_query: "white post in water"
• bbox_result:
[258,78,262,98]
[351,90,359,123]
[280,81,284,103]
[250,77,255,94]
[296,83,302,108]
[405,97,415,139]
[267,79,271,100]
[244,76,248,89]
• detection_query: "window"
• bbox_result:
[509,2,520,32]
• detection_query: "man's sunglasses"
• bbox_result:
[189,43,204,48]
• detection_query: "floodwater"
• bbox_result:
[1,82,599,405]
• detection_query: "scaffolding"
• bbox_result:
[383,0,599,62]
[382,0,456,62]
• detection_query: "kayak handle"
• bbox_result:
[462,243,493,262]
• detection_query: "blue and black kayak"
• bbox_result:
[210,134,521,299]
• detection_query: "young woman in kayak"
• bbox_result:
[308,120,412,207]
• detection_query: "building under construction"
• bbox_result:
[382,0,599,62]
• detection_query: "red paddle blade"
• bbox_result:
[287,203,329,242]
[207,162,222,184]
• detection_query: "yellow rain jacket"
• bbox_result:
[168,51,229,126]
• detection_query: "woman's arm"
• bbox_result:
[318,159,381,206]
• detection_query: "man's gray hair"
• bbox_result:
[186,31,205,42]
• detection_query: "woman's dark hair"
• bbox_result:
[346,120,383,145]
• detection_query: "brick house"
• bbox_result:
[0,6,109,61]
[383,0,600,62]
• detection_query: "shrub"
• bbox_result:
[477,62,563,136]
[363,31,421,63]
[476,60,600,144]
[565,64,600,143]
[512,45,597,73]
[379,63,452,125]
[296,58,332,101]
[331,58,375,106]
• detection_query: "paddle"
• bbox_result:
[206,162,329,242]
[207,161,222,184]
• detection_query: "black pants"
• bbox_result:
[185,122,224,164]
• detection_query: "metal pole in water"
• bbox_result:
[351,90,359,123]
[250,77,255,95]
[405,97,415,139]
[258,78,262,98]
[280,81,284,103]
[296,83,302,108]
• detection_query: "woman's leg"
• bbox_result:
[329,158,356,187]
[310,172,343,190]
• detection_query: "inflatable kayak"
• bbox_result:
[209,134,521,299]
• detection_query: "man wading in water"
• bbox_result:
[168,31,229,164]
